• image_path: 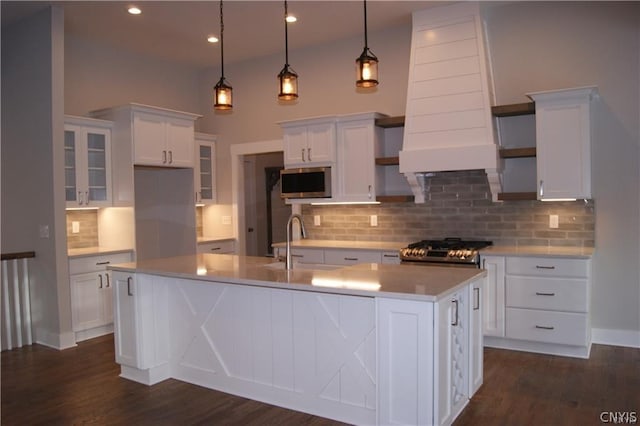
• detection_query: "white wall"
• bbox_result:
[1,6,75,349]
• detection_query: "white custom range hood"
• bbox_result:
[399,2,502,202]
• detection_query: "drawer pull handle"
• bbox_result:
[344,257,358,261]
[106,274,110,288]
[96,261,111,265]
[291,254,303,258]
[383,254,398,258]
[473,287,480,310]
[535,265,556,270]
[451,299,459,326]
[210,247,221,251]
[98,274,103,289]
[535,325,555,330]
[535,292,555,296]
[127,277,133,296]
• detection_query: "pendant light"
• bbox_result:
[356,0,378,88]
[278,0,298,101]
[214,0,232,110]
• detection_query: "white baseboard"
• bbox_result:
[75,324,113,343]
[35,328,77,350]
[591,328,640,348]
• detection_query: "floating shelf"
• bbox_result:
[497,192,537,201]
[499,147,537,159]
[375,156,400,166]
[375,116,405,128]
[376,195,415,203]
[491,102,535,117]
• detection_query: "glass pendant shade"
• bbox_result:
[356,47,379,88]
[278,65,298,100]
[214,77,232,110]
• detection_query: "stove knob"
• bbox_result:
[456,250,463,257]
[448,250,455,257]
[418,249,426,256]
[465,250,473,258]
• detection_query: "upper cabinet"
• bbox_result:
[335,113,384,203]
[92,103,201,206]
[64,116,113,208]
[528,87,597,201]
[280,116,336,167]
[195,132,217,205]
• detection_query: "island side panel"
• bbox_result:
[166,278,377,426]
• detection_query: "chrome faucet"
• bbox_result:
[286,213,307,270]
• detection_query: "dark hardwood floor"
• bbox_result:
[2,334,638,425]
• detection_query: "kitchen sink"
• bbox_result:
[262,262,342,271]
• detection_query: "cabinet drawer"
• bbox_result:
[506,276,588,313]
[197,240,235,254]
[289,248,325,264]
[506,307,588,346]
[381,251,401,264]
[69,252,133,275]
[506,257,589,278]
[324,249,381,266]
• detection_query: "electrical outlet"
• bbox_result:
[549,214,559,229]
[370,215,378,227]
[314,215,321,226]
[72,221,80,234]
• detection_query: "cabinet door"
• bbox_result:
[196,142,216,204]
[64,126,82,207]
[133,112,166,166]
[283,126,308,166]
[306,123,335,164]
[468,279,484,396]
[481,255,506,337]
[71,272,103,332]
[113,272,139,367]
[85,127,112,206]
[435,289,469,426]
[166,119,194,167]
[337,121,375,202]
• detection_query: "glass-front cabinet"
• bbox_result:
[195,132,217,205]
[64,116,113,208]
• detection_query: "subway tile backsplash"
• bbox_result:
[66,210,99,249]
[302,170,595,247]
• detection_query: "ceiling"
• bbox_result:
[1,1,446,68]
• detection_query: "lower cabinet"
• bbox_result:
[69,251,132,342]
[197,240,235,254]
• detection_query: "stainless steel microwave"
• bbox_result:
[280,167,332,199]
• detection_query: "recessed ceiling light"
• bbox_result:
[128,6,142,15]
[207,35,219,43]
[286,15,297,23]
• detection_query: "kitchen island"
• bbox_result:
[109,254,486,426]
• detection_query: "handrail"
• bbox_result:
[1,252,36,261]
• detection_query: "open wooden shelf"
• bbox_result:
[376,195,415,203]
[497,192,537,201]
[492,102,535,117]
[375,116,405,128]
[499,147,537,158]
[375,156,400,166]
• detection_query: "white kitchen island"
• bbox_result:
[109,254,486,426]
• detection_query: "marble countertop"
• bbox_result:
[483,245,594,258]
[68,247,134,258]
[272,239,408,251]
[109,254,485,302]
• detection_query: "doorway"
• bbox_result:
[243,152,288,257]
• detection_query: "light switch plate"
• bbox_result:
[39,225,49,238]
[549,214,559,229]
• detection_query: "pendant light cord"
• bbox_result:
[363,0,368,49]
[284,0,289,66]
[220,0,225,78]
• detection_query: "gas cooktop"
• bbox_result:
[400,238,493,265]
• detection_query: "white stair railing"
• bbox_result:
[1,252,35,351]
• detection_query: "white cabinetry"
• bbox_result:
[132,109,197,167]
[481,255,506,337]
[280,117,336,167]
[69,251,132,342]
[64,116,113,208]
[468,279,484,396]
[197,240,235,254]
[335,113,385,203]
[527,86,597,200]
[323,249,381,266]
[195,132,217,204]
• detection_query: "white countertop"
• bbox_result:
[198,236,236,244]
[483,245,594,258]
[272,239,408,251]
[109,254,485,302]
[68,247,134,259]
